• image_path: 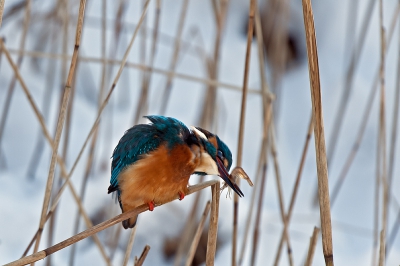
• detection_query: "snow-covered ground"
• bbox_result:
[1,0,400,265]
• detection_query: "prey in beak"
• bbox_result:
[216,151,244,197]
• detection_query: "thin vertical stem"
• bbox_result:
[378,0,387,264]
[185,201,211,266]
[134,0,161,124]
[386,3,400,254]
[122,227,137,266]
[174,176,205,266]
[159,0,190,114]
[273,113,313,265]
[198,0,229,129]
[301,1,334,265]
[378,230,385,266]
[304,227,320,266]
[387,0,400,233]
[206,182,220,266]
[49,2,71,261]
[233,0,255,265]
[238,5,272,264]
[270,123,294,266]
[134,245,151,266]
[250,150,268,266]
[0,0,5,28]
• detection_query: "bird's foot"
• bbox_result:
[178,191,185,201]
[147,201,155,211]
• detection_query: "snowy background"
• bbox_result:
[1,0,400,265]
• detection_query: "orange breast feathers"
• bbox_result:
[117,143,199,212]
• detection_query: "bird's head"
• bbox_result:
[190,127,244,197]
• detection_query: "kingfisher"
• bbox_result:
[108,115,244,229]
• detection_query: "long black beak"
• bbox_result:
[216,157,244,197]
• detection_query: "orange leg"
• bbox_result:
[178,191,185,201]
[148,201,155,211]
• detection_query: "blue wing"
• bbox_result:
[108,115,191,194]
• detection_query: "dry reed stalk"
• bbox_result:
[135,245,151,266]
[243,95,272,266]
[378,229,385,266]
[122,227,138,266]
[273,113,313,264]
[5,180,218,266]
[0,0,30,166]
[0,37,3,82]
[233,0,256,265]
[0,0,5,27]
[206,182,220,266]
[250,147,268,266]
[387,0,400,228]
[134,0,161,123]
[159,0,189,114]
[269,123,294,266]
[388,198,400,253]
[267,0,290,121]
[65,170,112,265]
[173,175,205,266]
[238,119,269,265]
[70,0,109,263]
[301,1,334,265]
[7,48,262,95]
[386,12,400,254]
[49,58,78,266]
[238,7,273,264]
[101,0,130,177]
[238,143,262,266]
[210,0,220,24]
[60,0,70,85]
[378,0,388,263]
[69,73,103,265]
[31,1,86,261]
[342,0,358,64]
[372,150,380,266]
[198,0,229,129]
[138,0,148,118]
[319,0,400,208]
[304,227,320,266]
[32,58,71,261]
[185,201,211,266]
[50,1,72,252]
[99,0,107,103]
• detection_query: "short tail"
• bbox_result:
[122,215,138,229]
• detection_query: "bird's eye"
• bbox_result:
[217,150,224,160]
